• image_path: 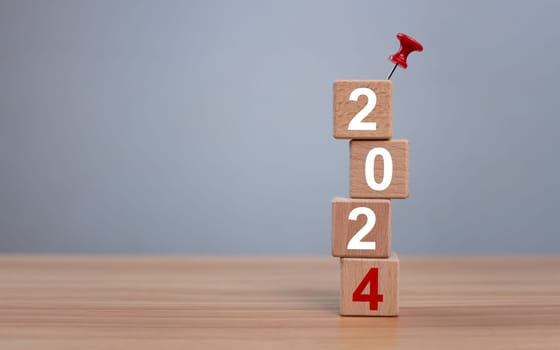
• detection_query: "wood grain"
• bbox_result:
[350,139,409,199]
[332,197,391,258]
[333,80,392,139]
[1,256,559,349]
[340,254,399,316]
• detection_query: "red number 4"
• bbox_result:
[352,268,384,310]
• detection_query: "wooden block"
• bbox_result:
[332,198,391,258]
[350,139,409,199]
[333,80,392,139]
[340,253,399,316]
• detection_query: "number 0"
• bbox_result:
[348,88,377,130]
[365,147,393,191]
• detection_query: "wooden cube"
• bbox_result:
[350,139,409,199]
[332,198,391,258]
[340,253,399,316]
[333,80,392,139]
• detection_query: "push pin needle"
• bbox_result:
[387,33,423,79]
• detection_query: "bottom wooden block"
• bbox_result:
[340,253,399,316]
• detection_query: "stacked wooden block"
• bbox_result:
[332,80,409,316]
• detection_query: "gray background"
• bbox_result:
[1,0,559,254]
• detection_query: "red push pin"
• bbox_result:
[387,33,423,79]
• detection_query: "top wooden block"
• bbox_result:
[333,80,392,139]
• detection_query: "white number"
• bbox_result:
[365,147,393,191]
[348,88,377,130]
[347,207,376,250]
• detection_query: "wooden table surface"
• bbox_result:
[0,256,559,349]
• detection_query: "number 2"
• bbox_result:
[348,88,377,130]
[352,268,384,310]
[346,207,376,250]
